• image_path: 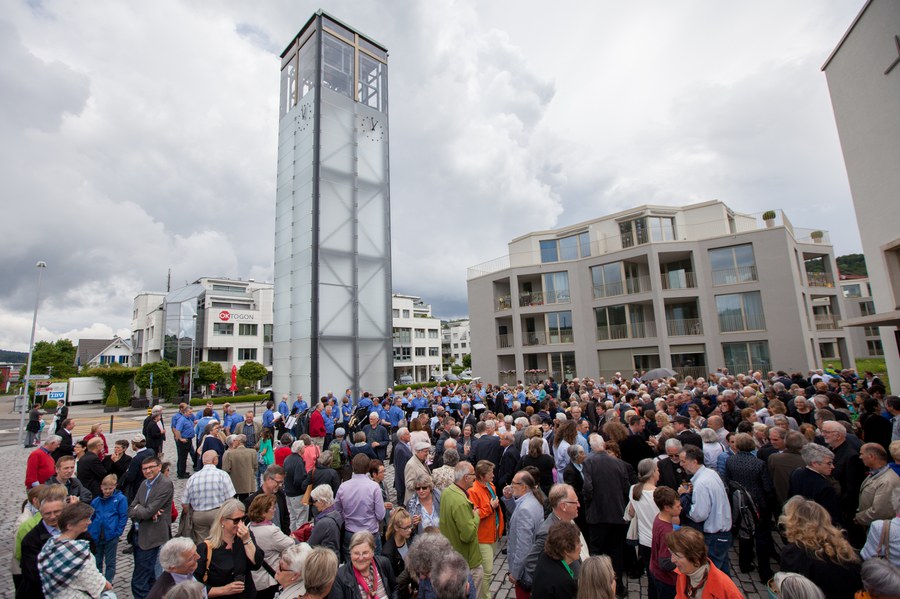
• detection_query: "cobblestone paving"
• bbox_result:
[2,407,777,598]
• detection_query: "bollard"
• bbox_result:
[109,414,114,434]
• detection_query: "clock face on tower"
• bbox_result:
[296,102,313,132]
[358,115,384,141]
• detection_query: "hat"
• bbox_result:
[335,428,346,437]
[414,441,431,452]
[674,416,691,426]
[131,433,146,443]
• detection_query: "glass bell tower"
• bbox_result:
[273,11,392,403]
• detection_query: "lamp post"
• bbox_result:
[188,314,197,401]
[18,261,47,447]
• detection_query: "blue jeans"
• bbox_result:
[704,530,732,575]
[132,545,160,599]
[95,538,119,582]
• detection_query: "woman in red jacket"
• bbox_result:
[468,459,504,599]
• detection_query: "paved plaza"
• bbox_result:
[1,405,777,598]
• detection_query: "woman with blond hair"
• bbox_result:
[779,496,862,599]
[248,493,296,599]
[576,555,616,599]
[195,498,264,598]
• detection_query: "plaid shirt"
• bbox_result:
[183,464,236,511]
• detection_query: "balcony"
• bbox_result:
[495,295,512,311]
[592,275,652,300]
[711,266,758,286]
[497,334,513,349]
[674,366,709,380]
[718,314,766,333]
[660,271,697,290]
[548,331,575,344]
[807,272,835,288]
[596,321,656,341]
[814,315,840,330]
[522,331,546,346]
[666,318,704,336]
[519,291,544,307]
[544,290,570,304]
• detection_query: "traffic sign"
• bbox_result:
[26,374,51,380]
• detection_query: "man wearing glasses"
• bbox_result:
[521,483,587,588]
[244,465,290,534]
[128,457,174,599]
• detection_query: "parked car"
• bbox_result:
[398,375,414,385]
[443,373,460,382]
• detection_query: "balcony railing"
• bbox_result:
[814,315,840,330]
[497,334,513,349]
[544,290,571,304]
[673,366,709,380]
[711,266,758,286]
[592,275,651,299]
[522,331,546,346]
[495,295,512,311]
[548,331,575,344]
[806,272,835,288]
[596,321,656,341]
[519,291,544,307]
[666,318,704,336]
[718,314,766,333]
[660,271,697,290]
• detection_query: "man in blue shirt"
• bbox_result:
[340,396,352,425]
[173,405,197,478]
[388,397,405,432]
[411,390,429,411]
[278,395,290,420]
[223,405,243,434]
[292,393,309,415]
[262,400,276,435]
[358,393,374,410]
[323,403,336,447]
[678,444,733,574]
[203,401,220,421]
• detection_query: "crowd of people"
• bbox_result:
[12,367,900,599]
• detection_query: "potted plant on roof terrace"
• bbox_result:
[762,210,777,228]
[811,230,824,243]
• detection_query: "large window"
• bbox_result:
[867,340,884,356]
[595,305,652,340]
[549,352,577,380]
[592,263,624,298]
[543,272,570,304]
[722,341,770,373]
[415,329,425,339]
[238,348,257,361]
[716,292,766,332]
[709,244,757,286]
[546,311,574,344]
[620,216,675,248]
[540,232,591,263]
[415,347,425,357]
[861,301,876,316]
[239,324,258,336]
[392,328,411,344]
[429,347,439,357]
[841,284,862,298]
[213,323,233,335]
[393,347,411,361]
[428,329,439,339]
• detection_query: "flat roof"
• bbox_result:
[821,0,872,71]
[281,9,388,58]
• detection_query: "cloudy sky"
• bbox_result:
[1,0,865,351]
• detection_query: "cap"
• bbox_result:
[131,433,146,443]
[414,441,431,451]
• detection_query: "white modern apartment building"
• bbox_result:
[443,320,471,366]
[839,276,885,359]
[824,0,900,386]
[131,277,274,383]
[467,200,852,385]
[392,294,442,383]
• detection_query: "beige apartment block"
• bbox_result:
[823,0,900,386]
[467,201,852,385]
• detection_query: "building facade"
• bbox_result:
[442,320,471,366]
[392,294,442,384]
[76,337,132,368]
[467,201,852,385]
[840,276,886,360]
[824,0,900,386]
[131,278,274,385]
[273,12,393,402]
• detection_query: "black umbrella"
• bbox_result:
[640,367,677,381]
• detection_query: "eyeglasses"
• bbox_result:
[225,516,245,523]
[415,486,431,491]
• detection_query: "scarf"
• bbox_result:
[37,536,93,597]
[352,559,381,599]
[684,563,709,598]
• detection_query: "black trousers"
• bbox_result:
[176,439,197,477]
[590,522,627,588]
[738,506,773,578]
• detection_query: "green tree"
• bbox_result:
[196,361,225,388]
[462,354,472,369]
[836,253,867,276]
[135,361,176,400]
[29,339,78,379]
[105,386,120,408]
[237,361,268,391]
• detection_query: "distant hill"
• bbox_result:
[836,253,867,277]
[0,349,27,363]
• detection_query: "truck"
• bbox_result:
[67,376,106,404]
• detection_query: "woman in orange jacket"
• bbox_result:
[666,527,743,599]
[468,459,505,599]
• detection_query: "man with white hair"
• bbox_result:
[822,420,865,531]
[392,427,412,503]
[283,439,308,530]
[789,443,842,525]
[363,411,389,461]
[405,441,432,503]
[182,450,236,542]
[146,537,201,599]
[222,434,257,500]
[472,420,503,471]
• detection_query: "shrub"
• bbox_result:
[762,210,776,221]
[41,399,58,410]
[811,230,824,239]
[105,386,120,408]
[189,394,268,407]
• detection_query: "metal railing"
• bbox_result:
[660,271,697,290]
[814,315,840,330]
[673,366,709,380]
[711,266,758,286]
[519,291,544,307]
[495,295,512,311]
[806,272,835,288]
[718,314,766,333]
[548,331,575,344]
[544,290,571,304]
[596,321,656,341]
[522,331,546,346]
[497,334,513,349]
[666,318,704,336]
[592,275,651,299]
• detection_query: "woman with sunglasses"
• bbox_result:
[405,474,441,535]
[195,498,264,598]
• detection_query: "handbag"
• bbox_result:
[292,521,313,542]
[176,503,194,539]
[624,498,639,547]
[301,466,316,506]
[875,518,892,561]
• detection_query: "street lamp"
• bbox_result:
[18,261,47,447]
[188,314,197,401]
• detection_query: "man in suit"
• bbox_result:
[520,483,586,587]
[222,434,258,501]
[244,465,290,535]
[619,415,656,471]
[854,443,900,528]
[459,403,478,433]
[673,416,703,449]
[788,443,842,525]
[17,496,65,599]
[52,418,75,461]
[496,432,519,490]
[362,412,390,461]
[77,437,108,499]
[472,420,504,471]
[146,537,201,599]
[392,427,413,504]
[582,435,633,597]
[128,456,175,599]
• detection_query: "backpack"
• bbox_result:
[328,440,345,470]
[729,481,759,540]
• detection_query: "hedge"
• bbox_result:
[41,399,59,410]
[189,394,268,407]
